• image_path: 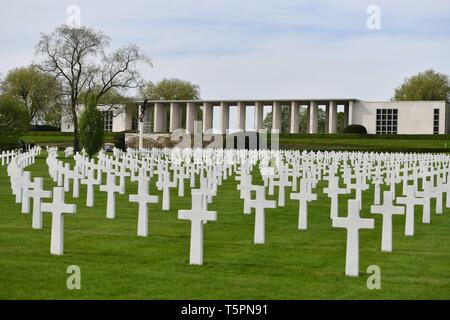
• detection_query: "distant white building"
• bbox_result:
[61,104,136,133]
[61,99,450,135]
[352,100,449,135]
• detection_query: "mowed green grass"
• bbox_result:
[1,152,449,299]
[21,132,116,144]
[20,131,450,152]
[280,137,449,148]
[279,136,450,152]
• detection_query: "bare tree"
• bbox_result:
[35,25,151,150]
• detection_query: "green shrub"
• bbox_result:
[79,96,104,158]
[342,124,368,134]
[0,94,30,151]
[111,132,126,151]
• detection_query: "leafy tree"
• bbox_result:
[393,69,450,102]
[336,112,345,133]
[78,96,104,158]
[141,78,200,100]
[80,87,136,127]
[317,108,326,133]
[0,94,30,150]
[35,25,151,150]
[263,106,291,133]
[263,106,327,133]
[141,78,201,130]
[0,65,62,126]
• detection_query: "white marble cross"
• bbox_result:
[116,164,130,194]
[290,166,301,192]
[347,174,368,210]
[199,177,217,205]
[273,172,292,207]
[290,180,317,230]
[64,147,74,157]
[396,185,424,236]
[371,191,404,252]
[11,168,24,204]
[372,174,384,205]
[100,172,122,219]
[29,177,52,229]
[129,169,159,237]
[416,179,432,224]
[81,169,100,207]
[175,165,190,197]
[41,187,76,255]
[178,193,217,265]
[72,165,84,198]
[56,160,64,187]
[442,174,450,208]
[156,171,177,211]
[332,199,375,277]
[63,163,73,192]
[430,179,443,215]
[237,174,253,214]
[324,176,348,219]
[21,171,34,214]
[385,170,399,199]
[247,186,277,244]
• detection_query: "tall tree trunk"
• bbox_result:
[71,101,80,151]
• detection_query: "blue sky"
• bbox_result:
[1,0,450,130]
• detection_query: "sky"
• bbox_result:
[1,0,450,130]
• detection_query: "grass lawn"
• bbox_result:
[20,132,117,145]
[279,134,450,152]
[0,152,449,299]
[20,131,450,153]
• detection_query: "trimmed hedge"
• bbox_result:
[23,131,74,137]
[111,132,126,151]
[279,143,450,154]
[342,124,368,134]
[29,125,61,132]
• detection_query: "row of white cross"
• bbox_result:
[1,150,19,166]
[3,146,449,277]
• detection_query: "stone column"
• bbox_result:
[237,102,246,132]
[306,104,310,133]
[290,101,299,134]
[154,102,166,132]
[254,102,264,131]
[348,100,354,125]
[169,102,181,132]
[309,101,318,134]
[203,102,213,133]
[272,101,281,131]
[328,101,337,133]
[344,104,349,128]
[325,104,330,134]
[220,102,229,134]
[186,102,196,134]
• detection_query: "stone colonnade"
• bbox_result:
[138,99,355,135]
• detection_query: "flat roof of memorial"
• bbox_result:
[134,98,359,104]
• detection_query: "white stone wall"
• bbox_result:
[61,104,132,133]
[352,101,448,134]
[61,113,74,132]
